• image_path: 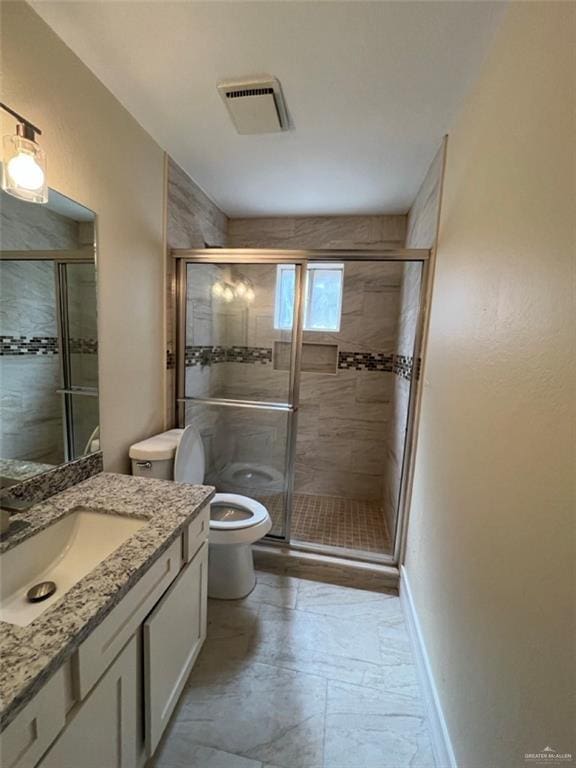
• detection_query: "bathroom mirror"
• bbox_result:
[0,187,99,488]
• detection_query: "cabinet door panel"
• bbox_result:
[0,667,66,768]
[144,541,208,756]
[76,538,182,698]
[39,636,139,768]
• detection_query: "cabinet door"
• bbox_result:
[39,636,139,768]
[144,541,208,756]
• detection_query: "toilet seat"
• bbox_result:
[210,493,269,530]
[209,493,272,546]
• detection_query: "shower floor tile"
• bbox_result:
[262,493,392,556]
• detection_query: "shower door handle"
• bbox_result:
[56,387,99,397]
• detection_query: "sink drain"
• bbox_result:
[27,581,57,603]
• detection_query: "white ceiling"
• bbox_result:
[31,1,505,217]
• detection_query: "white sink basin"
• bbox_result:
[0,509,146,627]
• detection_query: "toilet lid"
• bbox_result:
[174,425,205,484]
[210,493,270,530]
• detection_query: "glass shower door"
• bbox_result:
[180,260,304,540]
[57,261,100,459]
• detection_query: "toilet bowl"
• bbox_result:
[129,426,272,599]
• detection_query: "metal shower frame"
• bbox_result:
[172,247,430,567]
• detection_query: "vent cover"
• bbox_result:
[217,76,288,135]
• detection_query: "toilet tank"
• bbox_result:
[129,429,184,481]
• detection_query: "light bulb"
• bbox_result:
[223,285,234,302]
[2,131,48,204]
[7,152,45,191]
[212,281,224,298]
[245,287,255,302]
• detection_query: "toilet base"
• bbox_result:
[208,542,256,600]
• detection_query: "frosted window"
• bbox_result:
[275,264,296,331]
[274,264,344,332]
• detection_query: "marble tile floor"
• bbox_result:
[151,571,435,768]
[263,494,392,556]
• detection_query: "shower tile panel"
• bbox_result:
[228,214,406,250]
[294,465,384,501]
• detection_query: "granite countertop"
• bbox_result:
[0,472,214,732]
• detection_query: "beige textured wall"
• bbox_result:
[404,4,576,766]
[1,1,166,472]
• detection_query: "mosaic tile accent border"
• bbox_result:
[338,351,393,372]
[69,338,98,355]
[180,344,419,380]
[226,346,272,364]
[392,354,418,381]
[0,451,103,506]
[184,345,272,367]
[0,335,98,356]
[0,335,58,356]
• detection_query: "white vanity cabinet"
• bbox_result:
[39,635,139,768]
[144,540,208,754]
[0,505,210,768]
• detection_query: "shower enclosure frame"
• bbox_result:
[173,247,430,567]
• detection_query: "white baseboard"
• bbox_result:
[400,565,457,768]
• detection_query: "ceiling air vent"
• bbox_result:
[217,76,289,135]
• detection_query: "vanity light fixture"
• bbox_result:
[212,276,255,304]
[1,102,48,204]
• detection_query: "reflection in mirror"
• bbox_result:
[0,188,99,489]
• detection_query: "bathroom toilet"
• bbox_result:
[129,426,272,599]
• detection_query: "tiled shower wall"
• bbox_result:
[384,142,446,536]
[165,157,229,427]
[0,260,64,465]
[228,215,407,250]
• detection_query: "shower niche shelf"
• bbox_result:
[273,341,338,375]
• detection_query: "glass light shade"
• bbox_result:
[212,281,225,298]
[235,280,247,298]
[2,133,48,203]
[245,287,255,303]
[223,285,234,303]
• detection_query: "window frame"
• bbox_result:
[274,263,344,333]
